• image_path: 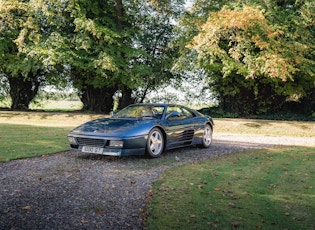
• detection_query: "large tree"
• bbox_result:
[66,0,185,112]
[178,0,315,115]
[35,0,184,113]
[0,0,42,110]
[68,0,127,113]
[0,0,70,110]
[125,1,184,106]
[17,0,132,113]
[1,0,187,112]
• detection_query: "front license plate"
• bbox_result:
[82,146,104,154]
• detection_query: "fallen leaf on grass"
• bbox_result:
[231,221,239,228]
[228,202,236,208]
[267,184,277,190]
[230,194,240,200]
[207,222,218,228]
[303,185,312,189]
[293,216,305,221]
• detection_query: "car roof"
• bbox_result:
[126,103,204,117]
[130,103,179,107]
[129,103,199,114]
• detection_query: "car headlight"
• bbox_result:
[109,140,123,148]
[68,136,77,145]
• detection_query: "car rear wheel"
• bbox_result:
[146,128,164,158]
[202,124,213,148]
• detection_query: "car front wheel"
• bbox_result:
[146,128,164,158]
[202,124,213,148]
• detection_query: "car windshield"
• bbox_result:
[114,105,165,119]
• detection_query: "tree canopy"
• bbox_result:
[0,0,314,116]
[179,0,315,115]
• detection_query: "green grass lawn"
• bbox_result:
[145,147,315,229]
[0,123,71,162]
[0,111,104,162]
[0,110,314,228]
[29,100,83,111]
[1,99,83,112]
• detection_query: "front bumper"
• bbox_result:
[68,134,147,156]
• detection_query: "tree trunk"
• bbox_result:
[118,86,133,110]
[114,0,134,110]
[80,85,115,114]
[115,0,124,30]
[8,73,41,110]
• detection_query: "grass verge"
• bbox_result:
[145,147,315,229]
[0,124,71,162]
[214,118,315,137]
[0,111,105,162]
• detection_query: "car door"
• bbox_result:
[164,106,195,149]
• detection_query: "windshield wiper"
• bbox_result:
[114,116,135,119]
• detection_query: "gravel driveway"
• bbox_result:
[0,134,313,230]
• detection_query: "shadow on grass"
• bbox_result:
[241,119,314,131]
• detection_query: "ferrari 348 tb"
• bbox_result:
[68,104,214,158]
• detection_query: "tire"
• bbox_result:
[146,128,164,158]
[201,124,213,148]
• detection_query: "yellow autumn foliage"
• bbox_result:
[188,6,296,81]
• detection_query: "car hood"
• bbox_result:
[70,117,159,137]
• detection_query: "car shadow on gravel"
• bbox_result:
[77,153,144,162]
[74,138,276,168]
[76,148,201,163]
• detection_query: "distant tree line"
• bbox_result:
[1,0,314,116]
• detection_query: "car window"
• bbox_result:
[115,105,165,118]
[181,107,195,118]
[166,106,180,118]
[166,106,194,119]
[151,107,164,118]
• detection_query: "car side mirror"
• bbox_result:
[166,111,180,120]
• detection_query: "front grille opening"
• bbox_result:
[75,137,106,147]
